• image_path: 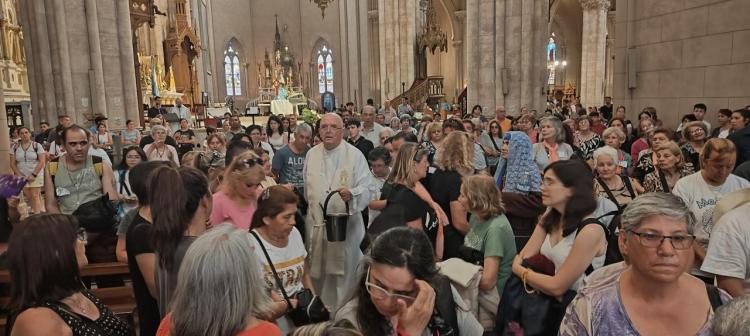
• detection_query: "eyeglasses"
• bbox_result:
[365,267,416,304]
[626,230,695,250]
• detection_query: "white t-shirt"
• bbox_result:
[701,203,750,295]
[252,227,307,333]
[12,142,46,176]
[672,172,750,246]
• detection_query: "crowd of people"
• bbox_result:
[2,97,750,336]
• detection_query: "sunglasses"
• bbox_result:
[240,158,263,168]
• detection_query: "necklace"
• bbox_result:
[63,157,87,207]
[64,293,88,314]
[155,145,166,158]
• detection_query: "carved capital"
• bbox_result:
[579,0,611,11]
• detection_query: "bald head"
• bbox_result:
[320,113,344,150]
[495,106,507,120]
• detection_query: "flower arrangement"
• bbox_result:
[301,107,321,125]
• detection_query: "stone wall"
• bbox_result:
[614,0,750,127]
[19,0,138,129]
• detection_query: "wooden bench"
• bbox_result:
[0,262,136,334]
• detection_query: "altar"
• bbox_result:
[271,99,294,115]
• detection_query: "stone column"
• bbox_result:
[51,0,76,115]
[453,10,465,92]
[30,0,57,123]
[0,28,10,174]
[116,0,138,128]
[377,0,416,102]
[579,0,610,108]
[84,0,108,120]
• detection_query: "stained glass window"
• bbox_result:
[225,42,242,96]
[317,44,333,94]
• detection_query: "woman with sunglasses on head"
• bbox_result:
[250,186,314,334]
[210,151,266,230]
[336,227,482,336]
[7,214,131,335]
[150,166,212,317]
[560,193,731,335]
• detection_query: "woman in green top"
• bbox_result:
[458,174,517,297]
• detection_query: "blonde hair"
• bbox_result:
[436,131,474,175]
[221,151,265,199]
[654,141,685,171]
[602,126,626,143]
[460,175,505,218]
[206,133,226,147]
[388,143,428,188]
[701,138,737,163]
[425,122,443,141]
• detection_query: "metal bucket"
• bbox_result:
[323,190,350,242]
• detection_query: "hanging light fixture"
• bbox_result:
[417,0,448,54]
[310,0,334,18]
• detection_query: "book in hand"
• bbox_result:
[0,175,27,198]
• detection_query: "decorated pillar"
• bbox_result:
[579,0,610,107]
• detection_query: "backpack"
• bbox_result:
[577,215,624,271]
[48,156,104,183]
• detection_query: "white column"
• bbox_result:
[579,0,610,107]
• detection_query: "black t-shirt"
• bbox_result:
[392,184,429,224]
[126,214,159,336]
[429,169,465,259]
[147,107,168,119]
[174,129,196,152]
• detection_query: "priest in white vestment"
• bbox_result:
[303,113,371,309]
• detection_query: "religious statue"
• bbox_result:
[276,84,288,100]
[547,36,557,62]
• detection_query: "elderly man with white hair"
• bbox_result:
[360,105,383,146]
[303,113,371,309]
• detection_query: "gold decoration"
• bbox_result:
[310,0,334,18]
[417,0,448,54]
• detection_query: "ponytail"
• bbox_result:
[150,166,209,271]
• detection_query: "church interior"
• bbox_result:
[0,0,746,147]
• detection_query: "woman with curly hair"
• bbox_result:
[429,131,474,259]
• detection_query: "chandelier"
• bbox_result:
[417,0,447,54]
[310,0,334,18]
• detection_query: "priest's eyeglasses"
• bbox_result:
[365,267,416,304]
[626,230,695,250]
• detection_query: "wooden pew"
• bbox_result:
[0,262,136,334]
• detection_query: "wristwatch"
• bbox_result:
[31,173,38,178]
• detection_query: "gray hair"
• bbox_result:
[713,294,750,336]
[296,122,312,136]
[151,125,167,134]
[593,146,619,166]
[362,105,375,114]
[322,112,343,127]
[539,116,566,144]
[170,224,272,336]
[379,128,394,137]
[621,193,697,234]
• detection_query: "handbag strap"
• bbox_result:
[489,135,501,151]
[250,230,293,310]
[706,284,724,310]
[657,168,671,193]
[596,176,621,209]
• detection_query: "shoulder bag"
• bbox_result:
[250,230,329,326]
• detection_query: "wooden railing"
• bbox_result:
[396,76,445,112]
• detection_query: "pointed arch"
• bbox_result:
[224,37,243,96]
[310,38,336,111]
